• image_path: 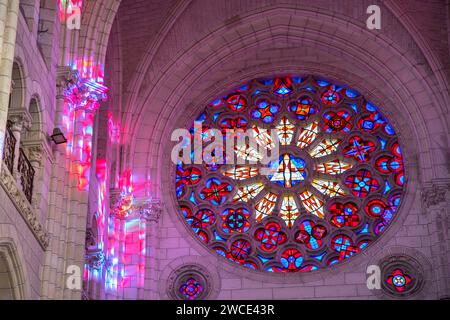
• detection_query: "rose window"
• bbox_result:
[174,75,405,273]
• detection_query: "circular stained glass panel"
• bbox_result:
[174,75,406,273]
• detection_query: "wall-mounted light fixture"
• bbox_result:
[50,128,67,145]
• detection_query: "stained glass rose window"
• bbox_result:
[174,75,405,273]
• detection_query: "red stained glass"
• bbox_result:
[322,110,352,133]
[226,94,247,111]
[344,136,376,162]
[386,269,412,292]
[344,169,380,197]
[329,202,360,228]
[254,221,287,252]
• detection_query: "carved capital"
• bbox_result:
[7,108,32,132]
[85,227,97,249]
[56,66,79,96]
[110,192,162,222]
[85,250,105,270]
[137,199,162,223]
[21,139,54,165]
[26,145,44,166]
[421,184,449,208]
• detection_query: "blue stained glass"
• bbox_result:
[176,74,406,275]
[257,255,272,263]
[385,124,396,135]
[213,112,221,122]
[260,79,274,85]
[189,191,198,205]
[243,263,256,270]
[215,248,226,257]
[365,101,378,112]
[196,112,207,122]
[329,259,339,266]
[348,103,359,113]
[275,85,290,96]
[237,84,250,91]
[384,180,392,194]
[268,154,307,188]
[357,223,370,235]
[251,89,268,97]
[176,185,185,198]
[316,79,329,87]
[214,231,226,241]
[359,241,369,250]
[345,89,359,98]
[211,98,222,107]
[311,252,327,261]
[377,136,387,149]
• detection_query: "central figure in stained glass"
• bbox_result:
[268,154,307,188]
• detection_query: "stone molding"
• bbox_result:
[110,188,162,222]
[0,161,49,249]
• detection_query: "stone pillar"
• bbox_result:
[139,199,162,300]
[0,0,20,172]
[41,66,76,299]
[422,183,450,299]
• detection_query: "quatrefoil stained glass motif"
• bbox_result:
[174,75,406,273]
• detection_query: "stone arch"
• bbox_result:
[117,5,446,286]
[24,95,44,141]
[0,225,31,300]
[9,60,26,111]
[77,0,121,65]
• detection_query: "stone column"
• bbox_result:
[41,66,76,299]
[422,183,450,299]
[0,0,19,171]
[139,199,162,300]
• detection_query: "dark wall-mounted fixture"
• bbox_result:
[50,128,67,145]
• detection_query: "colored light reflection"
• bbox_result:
[62,59,108,191]
[105,169,149,293]
[58,0,83,22]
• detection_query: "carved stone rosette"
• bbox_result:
[167,264,212,300]
[379,254,425,298]
[421,184,449,208]
[137,198,162,223]
[7,108,32,133]
[0,162,49,249]
[85,249,106,270]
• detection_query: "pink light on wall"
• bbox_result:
[96,159,108,251]
[62,59,108,191]
[58,0,83,22]
[105,169,150,295]
[107,111,121,144]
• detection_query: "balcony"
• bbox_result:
[2,120,36,204]
[2,120,16,174]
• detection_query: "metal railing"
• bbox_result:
[18,148,35,203]
[2,120,16,174]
